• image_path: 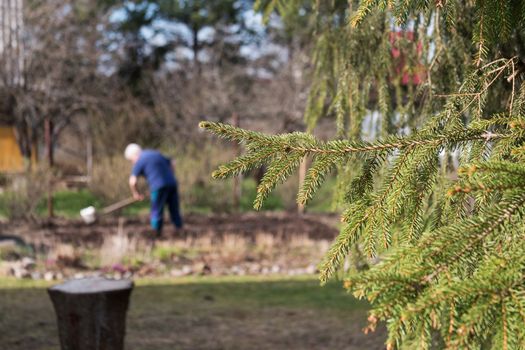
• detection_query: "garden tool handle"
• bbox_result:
[100,197,138,216]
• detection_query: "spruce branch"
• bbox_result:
[319,202,369,284]
[212,148,278,179]
[344,153,386,203]
[297,153,347,205]
[200,121,510,158]
[350,0,382,27]
[200,4,525,347]
[254,152,305,210]
[421,192,525,283]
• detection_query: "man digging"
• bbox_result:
[125,143,183,238]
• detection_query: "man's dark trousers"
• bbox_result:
[150,184,183,235]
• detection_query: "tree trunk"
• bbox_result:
[297,156,307,214]
[45,117,54,218]
[192,26,201,75]
[48,277,134,350]
[232,113,241,211]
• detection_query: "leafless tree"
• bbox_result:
[0,0,106,165]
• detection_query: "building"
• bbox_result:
[0,1,28,173]
[0,125,26,172]
[389,31,426,86]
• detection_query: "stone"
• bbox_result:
[306,264,317,274]
[0,239,17,249]
[44,271,55,281]
[193,262,212,275]
[181,265,193,275]
[21,257,36,270]
[0,262,11,276]
[170,268,184,277]
[230,265,246,275]
[248,263,261,274]
[10,262,30,279]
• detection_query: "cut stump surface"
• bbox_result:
[48,277,134,350]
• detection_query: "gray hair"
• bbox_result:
[124,143,142,160]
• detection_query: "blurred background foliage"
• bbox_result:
[0,0,331,220]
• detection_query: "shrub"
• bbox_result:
[0,169,51,221]
[89,156,139,204]
[88,140,324,213]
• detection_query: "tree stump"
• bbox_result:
[48,277,134,350]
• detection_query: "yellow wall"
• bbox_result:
[0,126,25,173]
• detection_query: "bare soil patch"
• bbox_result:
[1,212,339,247]
[0,212,341,279]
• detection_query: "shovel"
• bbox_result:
[80,197,138,224]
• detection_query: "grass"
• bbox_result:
[239,178,284,211]
[308,176,338,213]
[0,275,385,350]
[0,189,101,220]
[38,189,102,218]
[0,173,338,220]
[0,166,336,219]
[0,185,282,220]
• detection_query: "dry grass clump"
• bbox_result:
[89,156,135,204]
[0,168,52,221]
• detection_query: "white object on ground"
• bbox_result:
[80,197,137,224]
[80,206,96,224]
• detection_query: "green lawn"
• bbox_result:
[0,275,385,350]
[0,189,103,220]
[39,189,103,218]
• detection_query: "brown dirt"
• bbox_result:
[0,212,340,249]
